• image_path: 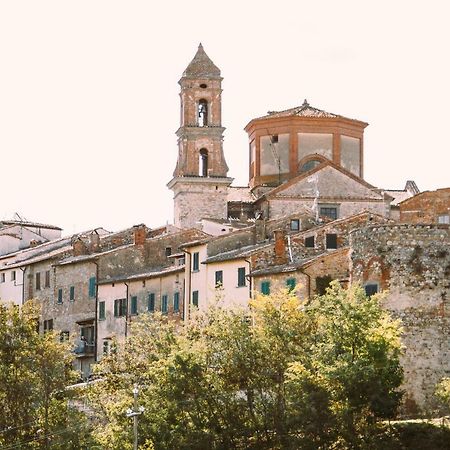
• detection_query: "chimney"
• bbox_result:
[90,231,100,253]
[29,239,40,248]
[133,224,146,246]
[73,238,87,256]
[273,229,287,265]
[254,216,266,244]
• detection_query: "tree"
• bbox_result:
[87,283,403,449]
[0,301,92,449]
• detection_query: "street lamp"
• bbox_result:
[126,384,145,450]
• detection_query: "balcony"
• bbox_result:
[74,339,95,357]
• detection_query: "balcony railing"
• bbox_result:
[74,340,95,356]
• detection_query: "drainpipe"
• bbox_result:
[20,266,27,306]
[93,261,99,362]
[183,249,192,321]
[244,258,252,300]
[124,282,129,338]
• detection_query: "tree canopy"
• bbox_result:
[87,282,404,449]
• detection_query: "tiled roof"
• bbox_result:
[252,99,361,122]
[182,43,221,78]
[0,220,62,231]
[98,265,184,285]
[204,242,272,264]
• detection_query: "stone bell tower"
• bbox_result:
[167,44,233,229]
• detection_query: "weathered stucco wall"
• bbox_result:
[350,224,450,414]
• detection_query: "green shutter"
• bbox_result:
[57,288,63,304]
[70,286,75,301]
[114,299,119,317]
[99,301,105,320]
[261,281,270,295]
[238,267,246,287]
[131,296,138,315]
[148,293,155,312]
[192,290,199,307]
[89,277,96,298]
[286,278,296,292]
[162,295,168,314]
[174,292,179,312]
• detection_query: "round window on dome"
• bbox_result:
[300,159,322,173]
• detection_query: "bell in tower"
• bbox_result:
[167,44,233,229]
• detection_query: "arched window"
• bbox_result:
[300,159,322,173]
[198,99,208,127]
[199,149,208,177]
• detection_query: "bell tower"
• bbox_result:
[168,44,232,229]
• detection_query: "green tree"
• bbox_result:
[87,284,403,449]
[0,301,92,449]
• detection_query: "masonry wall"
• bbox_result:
[350,224,450,414]
[399,188,450,224]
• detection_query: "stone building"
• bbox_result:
[350,223,450,413]
[399,188,450,224]
[168,45,415,228]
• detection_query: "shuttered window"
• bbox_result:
[148,293,155,312]
[174,292,180,313]
[261,281,270,295]
[88,277,96,298]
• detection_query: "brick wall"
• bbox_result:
[400,188,450,224]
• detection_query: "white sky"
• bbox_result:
[1,1,448,235]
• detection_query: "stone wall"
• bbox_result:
[350,223,450,414]
[399,188,450,224]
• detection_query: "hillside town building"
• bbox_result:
[0,44,448,413]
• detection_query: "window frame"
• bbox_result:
[192,290,199,307]
[215,270,223,287]
[148,293,155,312]
[237,267,246,287]
[173,292,180,313]
[130,296,138,315]
[99,301,106,320]
[192,252,200,272]
[261,281,270,295]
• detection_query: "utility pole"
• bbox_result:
[126,384,145,450]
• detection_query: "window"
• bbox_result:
[11,271,16,282]
[286,278,296,292]
[316,276,332,296]
[45,270,50,288]
[198,99,208,126]
[320,207,338,220]
[148,293,155,312]
[270,134,279,144]
[161,295,168,314]
[0,273,4,283]
[88,277,96,298]
[261,281,270,295]
[192,290,199,307]
[103,339,110,355]
[43,319,53,332]
[438,214,450,224]
[192,252,199,271]
[305,236,315,248]
[215,270,223,287]
[237,267,246,287]
[326,234,338,249]
[35,272,41,291]
[165,246,172,256]
[173,292,180,313]
[57,288,63,304]
[300,159,322,173]
[130,296,138,315]
[199,149,209,177]
[69,286,75,301]
[365,284,379,297]
[114,298,127,317]
[290,219,300,231]
[60,331,69,342]
[99,301,106,320]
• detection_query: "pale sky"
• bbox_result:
[1,1,448,235]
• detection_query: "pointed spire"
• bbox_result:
[182,44,221,78]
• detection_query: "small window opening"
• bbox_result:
[165,247,172,256]
[198,99,208,126]
[199,83,207,88]
[290,219,300,231]
[199,149,208,177]
[305,236,315,248]
[365,283,379,297]
[270,135,278,144]
[326,233,338,249]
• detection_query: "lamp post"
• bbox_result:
[126,384,145,450]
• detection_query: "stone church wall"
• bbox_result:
[350,224,450,414]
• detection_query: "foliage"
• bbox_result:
[0,301,92,449]
[436,377,450,411]
[87,283,403,449]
